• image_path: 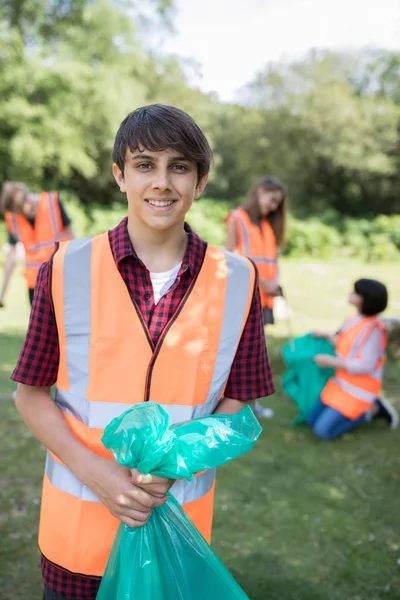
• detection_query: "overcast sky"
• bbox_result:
[163,0,400,101]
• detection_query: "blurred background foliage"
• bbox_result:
[1,0,400,259]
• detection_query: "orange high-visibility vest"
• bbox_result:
[38,233,256,576]
[227,207,277,309]
[5,192,70,288]
[321,316,386,419]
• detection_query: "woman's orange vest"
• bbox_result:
[227,207,277,309]
[38,233,255,576]
[321,316,386,419]
[5,192,70,288]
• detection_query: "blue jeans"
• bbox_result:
[307,399,368,440]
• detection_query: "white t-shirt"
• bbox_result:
[150,262,182,305]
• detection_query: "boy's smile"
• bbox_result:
[146,198,176,209]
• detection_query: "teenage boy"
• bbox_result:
[12,104,275,600]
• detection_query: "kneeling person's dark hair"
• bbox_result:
[112,104,212,182]
[354,279,388,316]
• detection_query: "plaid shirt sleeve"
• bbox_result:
[224,270,275,401]
[11,260,60,386]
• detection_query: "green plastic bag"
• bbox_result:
[282,333,335,424]
[96,402,261,600]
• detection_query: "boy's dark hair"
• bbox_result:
[354,278,388,316]
[112,104,212,182]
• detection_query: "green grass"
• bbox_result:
[0,260,399,599]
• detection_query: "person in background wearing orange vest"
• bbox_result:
[0,182,74,308]
[309,278,398,439]
[225,176,287,419]
[11,104,275,600]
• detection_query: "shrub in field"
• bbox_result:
[343,217,400,262]
[283,217,342,258]
[374,215,400,251]
[187,198,231,246]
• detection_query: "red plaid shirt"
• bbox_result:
[12,217,274,600]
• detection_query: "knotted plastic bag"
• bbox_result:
[96,402,261,600]
[282,333,335,423]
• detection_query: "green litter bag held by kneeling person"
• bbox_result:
[282,333,335,424]
[96,402,262,600]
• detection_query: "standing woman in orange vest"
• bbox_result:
[0,182,74,307]
[226,176,287,418]
[226,176,286,325]
[309,279,398,439]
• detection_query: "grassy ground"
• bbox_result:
[0,260,399,599]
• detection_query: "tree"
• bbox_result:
[216,49,400,216]
[0,0,181,205]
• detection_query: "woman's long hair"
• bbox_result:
[242,176,287,248]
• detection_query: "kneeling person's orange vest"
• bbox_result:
[5,192,70,289]
[228,207,277,309]
[38,233,256,576]
[321,316,386,419]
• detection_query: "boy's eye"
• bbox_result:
[172,164,188,172]
[137,162,153,169]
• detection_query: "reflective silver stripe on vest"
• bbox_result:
[170,468,215,505]
[27,240,57,252]
[45,450,215,507]
[252,257,276,265]
[233,212,276,267]
[234,211,250,255]
[48,192,59,236]
[23,194,60,252]
[340,315,361,334]
[332,377,376,403]
[339,318,384,382]
[25,262,43,268]
[56,391,194,429]
[45,452,100,503]
[62,237,93,405]
[11,214,20,240]
[192,250,252,418]
[348,323,372,359]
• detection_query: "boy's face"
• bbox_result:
[113,147,208,232]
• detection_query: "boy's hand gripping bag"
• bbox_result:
[96,403,261,600]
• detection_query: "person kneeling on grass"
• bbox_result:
[308,278,398,440]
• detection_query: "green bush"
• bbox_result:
[284,217,342,258]
[186,198,231,246]
[367,234,400,262]
[61,193,126,238]
[342,216,400,262]
[373,215,400,251]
